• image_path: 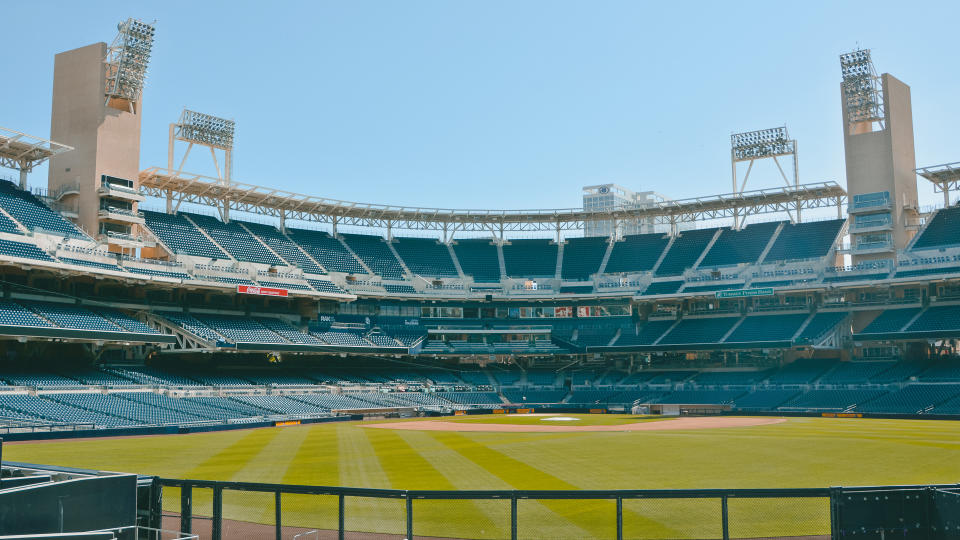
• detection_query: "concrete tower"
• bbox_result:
[840,50,920,263]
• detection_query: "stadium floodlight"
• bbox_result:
[168,108,236,187]
[174,110,236,150]
[104,18,156,109]
[730,126,799,227]
[839,48,884,130]
[731,126,795,162]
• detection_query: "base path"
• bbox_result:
[364,416,786,433]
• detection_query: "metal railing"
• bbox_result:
[152,478,835,540]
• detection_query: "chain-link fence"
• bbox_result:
[149,480,842,540]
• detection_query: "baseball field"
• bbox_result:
[6,414,959,538]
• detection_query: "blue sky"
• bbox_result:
[3,1,958,213]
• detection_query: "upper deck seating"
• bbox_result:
[0,301,54,328]
[604,233,670,274]
[240,221,327,274]
[306,279,349,295]
[159,312,228,344]
[0,181,85,237]
[393,237,459,278]
[613,319,675,346]
[193,314,286,344]
[796,312,847,343]
[184,213,283,265]
[142,211,228,259]
[27,302,123,332]
[654,228,718,276]
[699,221,780,268]
[502,239,558,278]
[255,318,324,344]
[762,219,844,262]
[857,308,922,336]
[724,313,808,344]
[911,206,960,251]
[657,316,739,346]
[641,281,683,296]
[904,305,960,335]
[452,239,501,283]
[287,228,367,274]
[0,238,56,262]
[340,233,406,280]
[561,236,609,280]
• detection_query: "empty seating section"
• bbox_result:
[725,313,808,343]
[659,317,738,345]
[393,237,458,277]
[185,213,283,265]
[818,362,898,385]
[779,389,886,411]
[762,219,844,262]
[288,229,366,274]
[822,272,890,284]
[193,315,286,344]
[307,279,349,295]
[614,319,674,346]
[440,392,502,405]
[766,358,837,385]
[93,308,159,334]
[452,239,501,282]
[681,282,745,293]
[340,233,405,279]
[732,390,798,410]
[911,206,960,251]
[0,301,53,328]
[918,360,960,382]
[502,239,558,278]
[0,238,55,262]
[59,257,123,271]
[0,181,84,237]
[796,311,847,342]
[240,221,326,274]
[699,222,780,268]
[502,389,568,403]
[641,281,683,296]
[366,331,400,348]
[655,228,718,276]
[561,236,609,280]
[142,211,228,259]
[28,302,122,332]
[160,312,227,344]
[255,318,324,344]
[691,370,769,385]
[858,308,920,335]
[856,385,960,414]
[314,330,369,347]
[906,305,960,334]
[0,394,129,426]
[123,265,191,280]
[604,233,670,274]
[257,279,311,291]
[384,284,416,294]
[655,390,744,404]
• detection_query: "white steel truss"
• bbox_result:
[140,167,846,235]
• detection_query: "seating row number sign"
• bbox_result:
[237,285,289,297]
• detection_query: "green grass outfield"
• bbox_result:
[6,415,960,538]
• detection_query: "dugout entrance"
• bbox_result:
[637,403,731,416]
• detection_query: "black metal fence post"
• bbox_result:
[510,495,518,540]
[406,493,414,540]
[212,485,223,540]
[616,497,623,540]
[721,495,729,540]
[338,493,345,540]
[829,486,841,538]
[275,490,282,540]
[180,483,192,534]
[149,478,163,532]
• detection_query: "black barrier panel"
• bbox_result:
[0,473,137,536]
[932,490,960,540]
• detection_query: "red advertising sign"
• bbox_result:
[237,285,289,297]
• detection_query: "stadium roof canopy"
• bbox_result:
[917,162,960,206]
[0,126,73,188]
[140,167,847,233]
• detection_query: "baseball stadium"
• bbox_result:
[0,12,959,540]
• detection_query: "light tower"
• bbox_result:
[47,18,156,253]
[839,48,919,263]
[167,109,236,185]
[730,126,799,228]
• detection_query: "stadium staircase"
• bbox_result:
[718,318,745,343]
[755,221,785,264]
[689,228,722,271]
[336,235,375,275]
[385,238,413,278]
[554,241,564,280]
[496,241,507,280]
[447,243,467,279]
[281,230,329,273]
[238,222,294,267]
[651,319,682,346]
[595,238,615,276]
[0,207,30,235]
[649,235,675,275]
[181,214,236,262]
